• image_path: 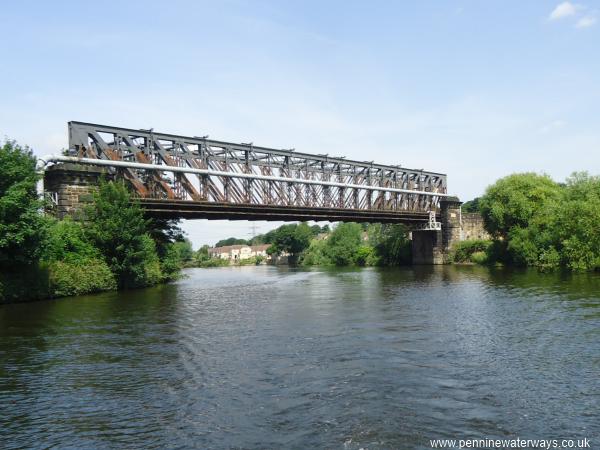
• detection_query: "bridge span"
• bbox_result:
[40,121,463,263]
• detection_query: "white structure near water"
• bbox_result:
[209,244,271,261]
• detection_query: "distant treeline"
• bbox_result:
[0,140,191,303]
[194,221,412,268]
[214,224,330,248]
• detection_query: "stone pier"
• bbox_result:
[412,229,444,264]
[411,196,462,264]
[44,163,110,218]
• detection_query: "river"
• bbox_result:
[1,266,599,449]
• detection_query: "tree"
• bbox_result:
[173,239,194,262]
[479,173,562,239]
[368,223,411,265]
[299,239,330,266]
[478,171,600,271]
[160,238,194,277]
[478,173,561,266]
[291,223,314,254]
[215,237,248,247]
[0,140,48,266]
[147,218,185,258]
[461,197,481,213]
[41,218,117,296]
[324,222,363,266]
[43,218,101,264]
[553,172,600,270]
[268,223,314,262]
[355,245,375,266]
[84,180,161,288]
[195,245,210,264]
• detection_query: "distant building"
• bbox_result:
[249,244,270,258]
[209,244,271,262]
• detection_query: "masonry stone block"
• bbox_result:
[44,163,111,219]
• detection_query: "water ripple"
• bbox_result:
[1,266,599,449]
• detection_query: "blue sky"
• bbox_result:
[1,1,599,246]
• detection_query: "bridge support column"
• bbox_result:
[44,163,110,218]
[440,196,462,258]
[411,196,462,265]
[411,230,444,264]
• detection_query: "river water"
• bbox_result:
[1,266,599,449]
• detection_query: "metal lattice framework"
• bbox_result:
[64,121,448,223]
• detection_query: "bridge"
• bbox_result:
[40,121,463,263]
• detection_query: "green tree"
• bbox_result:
[84,180,162,288]
[160,243,185,280]
[479,173,562,267]
[461,197,481,213]
[299,239,330,266]
[355,245,375,266]
[159,239,194,279]
[479,173,562,239]
[148,218,184,257]
[195,244,210,264]
[215,237,248,247]
[43,218,99,263]
[553,172,600,270]
[268,223,314,262]
[0,140,48,266]
[479,171,600,271]
[368,223,411,266]
[173,239,194,262]
[42,218,117,296]
[324,222,363,266]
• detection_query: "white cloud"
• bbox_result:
[576,15,597,28]
[549,2,577,20]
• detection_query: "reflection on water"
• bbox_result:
[1,266,599,449]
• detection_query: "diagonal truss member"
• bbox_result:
[59,121,448,214]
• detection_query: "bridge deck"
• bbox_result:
[139,199,436,223]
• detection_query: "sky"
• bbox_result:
[1,1,599,247]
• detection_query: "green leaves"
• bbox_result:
[323,222,363,266]
[1,140,186,300]
[298,223,411,267]
[553,173,600,271]
[0,141,48,266]
[84,181,165,288]
[368,223,411,266]
[449,239,492,264]
[266,222,318,259]
[480,171,600,271]
[479,173,562,239]
[43,218,100,263]
[0,140,37,196]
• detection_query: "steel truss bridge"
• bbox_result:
[44,121,450,226]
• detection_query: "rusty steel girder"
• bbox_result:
[67,121,448,221]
